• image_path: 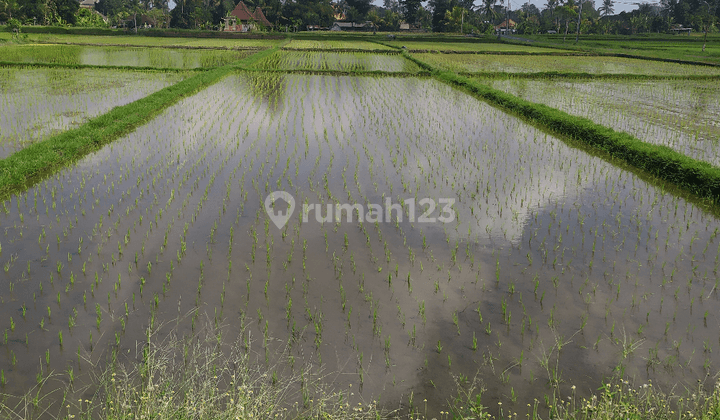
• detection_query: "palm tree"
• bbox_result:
[481,0,497,20]
[598,0,614,16]
[545,0,557,16]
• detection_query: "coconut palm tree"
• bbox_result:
[480,0,497,21]
[598,0,614,16]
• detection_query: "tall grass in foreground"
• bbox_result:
[450,378,720,420]
[0,317,386,420]
[2,314,718,420]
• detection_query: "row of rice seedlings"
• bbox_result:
[0,45,252,69]
[250,51,418,73]
[414,53,720,75]
[0,67,186,159]
[283,40,394,51]
[480,78,720,166]
[1,72,719,418]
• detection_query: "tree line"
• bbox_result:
[0,0,717,34]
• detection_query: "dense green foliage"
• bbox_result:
[0,0,716,34]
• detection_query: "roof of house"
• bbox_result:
[252,7,271,26]
[230,1,254,21]
[494,19,515,28]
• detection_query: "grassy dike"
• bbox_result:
[0,46,276,197]
[402,50,720,205]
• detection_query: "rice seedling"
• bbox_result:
[283,40,395,52]
[250,51,420,73]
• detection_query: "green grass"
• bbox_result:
[451,378,720,420]
[5,320,719,420]
[0,319,387,420]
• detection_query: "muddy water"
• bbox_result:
[0,68,187,159]
[1,73,719,419]
[483,78,720,166]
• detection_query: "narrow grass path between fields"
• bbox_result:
[0,46,279,197]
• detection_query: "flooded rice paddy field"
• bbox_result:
[0,44,254,69]
[1,72,720,418]
[0,67,187,159]
[417,53,720,75]
[251,51,420,72]
[481,78,720,166]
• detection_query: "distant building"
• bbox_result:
[670,25,691,35]
[399,21,410,30]
[223,1,272,32]
[494,19,515,34]
[79,0,98,9]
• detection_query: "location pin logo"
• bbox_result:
[264,191,295,229]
